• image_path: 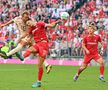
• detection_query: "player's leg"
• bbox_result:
[32,56,45,88]
[44,60,52,74]
[73,55,91,81]
[7,36,32,60]
[43,42,52,74]
[96,56,105,82]
[23,44,52,74]
[0,43,24,59]
[15,51,24,61]
[7,43,23,56]
[73,64,88,81]
[23,46,37,58]
[0,39,27,59]
[32,42,49,88]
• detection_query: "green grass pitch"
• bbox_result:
[0,64,108,90]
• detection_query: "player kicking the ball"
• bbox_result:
[0,11,52,74]
[73,24,106,82]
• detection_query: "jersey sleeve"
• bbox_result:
[83,36,87,45]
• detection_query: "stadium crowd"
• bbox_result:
[0,0,108,59]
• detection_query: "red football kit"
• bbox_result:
[29,21,49,58]
[83,34,102,64]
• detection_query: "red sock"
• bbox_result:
[100,65,104,76]
[77,68,84,76]
[38,67,43,81]
[23,50,31,58]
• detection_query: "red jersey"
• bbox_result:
[29,21,48,43]
[83,34,102,55]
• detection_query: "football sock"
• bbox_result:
[15,52,24,61]
[44,61,49,67]
[38,67,43,81]
[100,65,104,76]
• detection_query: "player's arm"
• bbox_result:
[100,42,104,55]
[99,36,104,55]
[0,20,14,28]
[45,20,62,28]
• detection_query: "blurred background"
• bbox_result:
[0,0,108,65]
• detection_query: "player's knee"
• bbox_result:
[38,56,45,66]
[80,65,87,70]
[38,61,44,67]
[99,60,104,65]
[30,47,36,53]
[98,58,104,65]
[38,64,43,68]
[39,52,47,59]
[40,55,46,59]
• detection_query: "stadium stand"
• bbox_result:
[0,0,108,60]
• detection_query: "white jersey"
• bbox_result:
[12,16,31,37]
[12,16,36,45]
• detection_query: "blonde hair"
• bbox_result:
[21,10,30,16]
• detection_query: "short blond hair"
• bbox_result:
[21,10,30,16]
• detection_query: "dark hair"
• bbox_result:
[44,18,49,23]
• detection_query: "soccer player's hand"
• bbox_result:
[0,24,4,28]
[86,50,90,54]
[55,19,62,25]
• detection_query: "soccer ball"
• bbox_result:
[60,12,69,20]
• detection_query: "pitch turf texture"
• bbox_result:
[0,64,108,90]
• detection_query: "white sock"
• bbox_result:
[100,75,104,77]
[44,61,49,67]
[7,44,23,56]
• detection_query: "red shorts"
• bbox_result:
[33,42,49,58]
[83,53,102,64]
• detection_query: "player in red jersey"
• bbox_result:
[73,24,106,82]
[21,20,61,88]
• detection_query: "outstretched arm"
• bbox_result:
[45,20,62,28]
[0,20,14,28]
